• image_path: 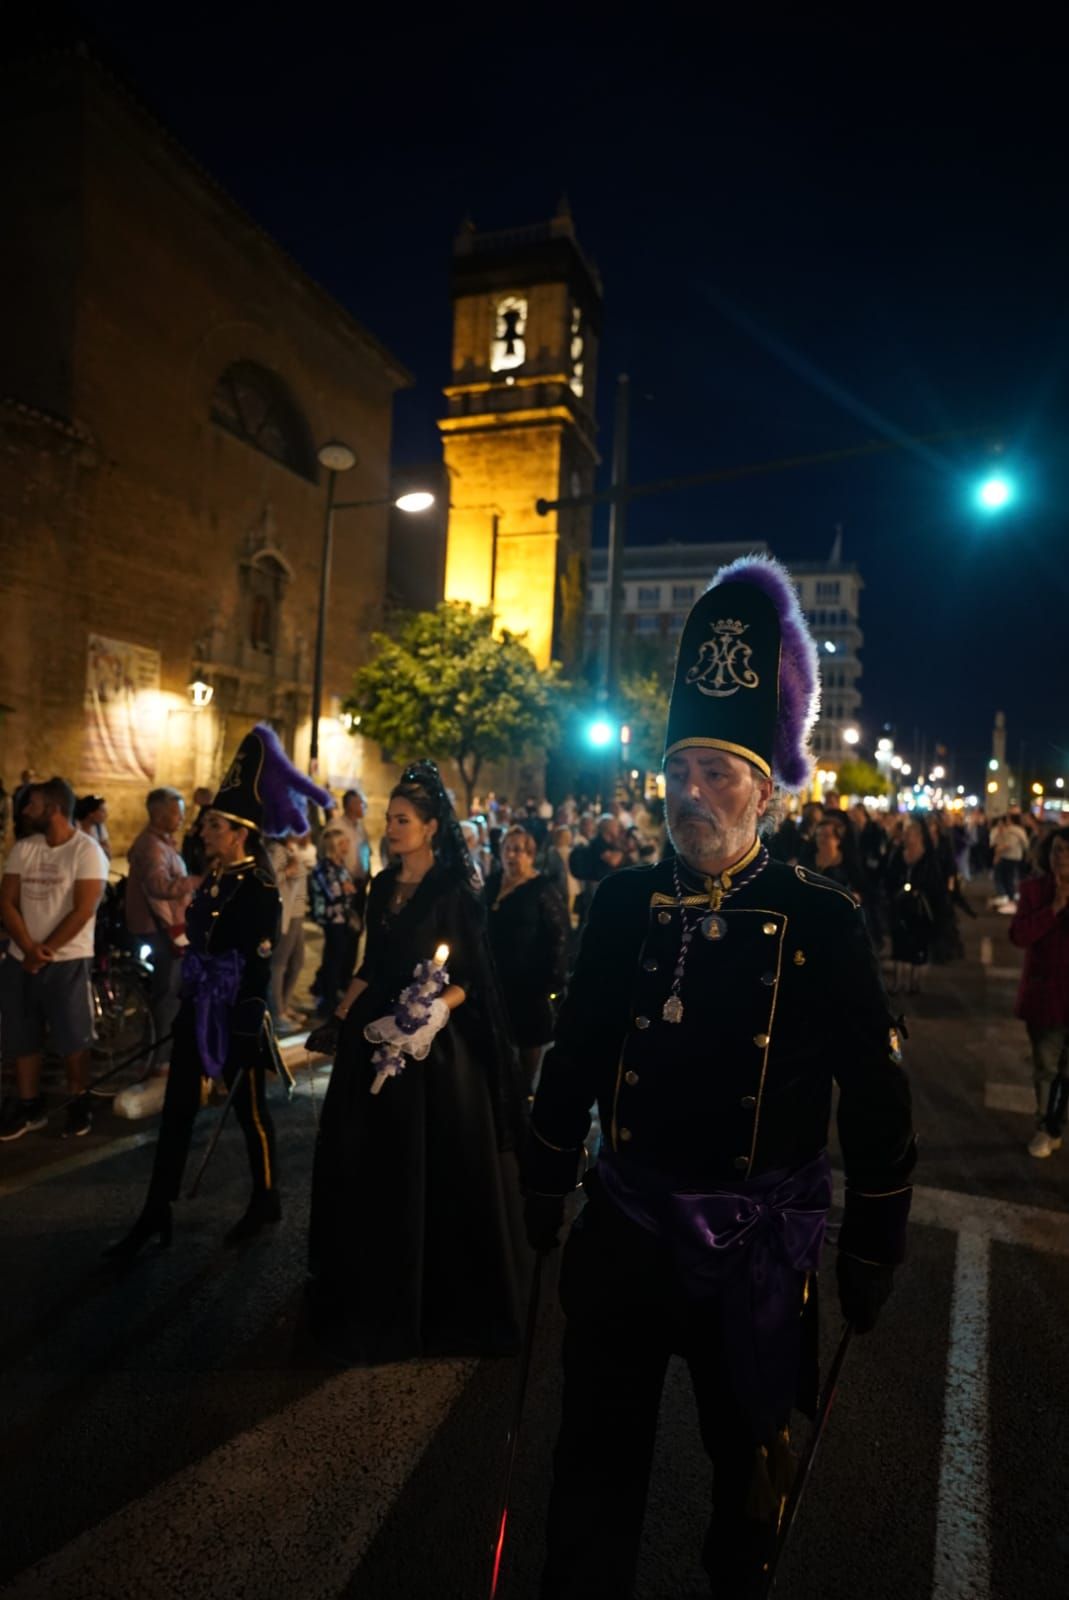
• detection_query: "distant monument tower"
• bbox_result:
[439,201,602,669]
[988,710,1011,813]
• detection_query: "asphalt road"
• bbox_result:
[1,882,1067,1600]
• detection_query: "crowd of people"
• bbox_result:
[0,548,1064,1597]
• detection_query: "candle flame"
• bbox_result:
[434,943,449,965]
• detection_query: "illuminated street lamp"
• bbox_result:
[587,717,616,749]
[312,439,435,772]
[901,763,912,776]
[842,726,860,747]
[890,755,903,771]
[1032,782,1044,797]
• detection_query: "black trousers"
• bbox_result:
[541,1181,774,1600]
[147,1008,277,1204]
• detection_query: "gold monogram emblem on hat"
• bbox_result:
[219,753,244,791]
[686,619,760,699]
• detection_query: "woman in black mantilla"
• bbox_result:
[306,762,529,1361]
[486,824,570,1094]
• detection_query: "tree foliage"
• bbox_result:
[347,602,562,812]
[832,757,891,798]
[617,669,670,776]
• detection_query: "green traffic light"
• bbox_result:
[976,474,1015,512]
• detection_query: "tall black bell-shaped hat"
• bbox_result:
[213,723,332,835]
[663,555,820,791]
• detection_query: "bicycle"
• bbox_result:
[89,880,156,1098]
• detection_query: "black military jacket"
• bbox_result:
[184,857,281,1056]
[522,852,915,1264]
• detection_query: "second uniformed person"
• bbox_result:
[105,725,328,1260]
[523,556,916,1600]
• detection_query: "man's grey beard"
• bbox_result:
[666,787,762,871]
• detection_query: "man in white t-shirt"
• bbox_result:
[0,777,107,1140]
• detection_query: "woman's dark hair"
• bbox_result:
[74,794,105,822]
[1038,826,1069,875]
[390,761,476,891]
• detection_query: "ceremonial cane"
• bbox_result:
[186,1064,247,1199]
[759,1322,854,1597]
[487,1248,547,1600]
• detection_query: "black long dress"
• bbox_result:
[307,863,529,1360]
[485,873,570,1048]
[886,846,948,966]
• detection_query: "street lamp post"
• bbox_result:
[310,439,434,776]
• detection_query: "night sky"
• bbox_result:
[68,8,1069,788]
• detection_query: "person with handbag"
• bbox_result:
[305,761,528,1362]
[885,818,948,994]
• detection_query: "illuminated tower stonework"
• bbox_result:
[439,206,601,668]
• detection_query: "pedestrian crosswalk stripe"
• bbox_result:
[932,1231,991,1600]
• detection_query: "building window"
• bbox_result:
[211,362,316,481]
[588,586,605,611]
[637,585,661,609]
[490,295,527,372]
[672,584,695,605]
[817,580,841,600]
[635,614,660,633]
[569,305,584,398]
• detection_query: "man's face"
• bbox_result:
[153,797,184,835]
[664,749,771,869]
[23,793,54,834]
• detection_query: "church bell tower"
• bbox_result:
[439,203,602,669]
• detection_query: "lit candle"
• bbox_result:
[434,943,450,967]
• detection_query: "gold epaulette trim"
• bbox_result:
[792,866,858,906]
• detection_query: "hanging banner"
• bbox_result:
[83,633,162,783]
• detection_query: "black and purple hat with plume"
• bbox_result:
[663,554,820,792]
[212,723,332,836]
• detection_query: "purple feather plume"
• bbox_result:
[253,722,332,836]
[709,555,820,791]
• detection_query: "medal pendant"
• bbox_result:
[209,883,219,898]
[662,994,684,1024]
[701,913,727,941]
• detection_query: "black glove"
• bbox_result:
[524,1193,566,1253]
[836,1253,895,1334]
[305,1018,342,1058]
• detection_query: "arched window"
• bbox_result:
[211,362,317,481]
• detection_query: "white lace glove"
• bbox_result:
[364,997,450,1061]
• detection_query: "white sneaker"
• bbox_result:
[1027,1130,1063,1158]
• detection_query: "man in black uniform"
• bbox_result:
[523,556,916,1599]
[105,724,328,1260]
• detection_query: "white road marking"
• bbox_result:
[932,1230,991,1600]
[0,1133,156,1200]
[1,1358,478,1599]
[907,1182,1069,1257]
[983,1082,1035,1115]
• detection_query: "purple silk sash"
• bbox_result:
[182,950,244,1079]
[596,1148,832,1442]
